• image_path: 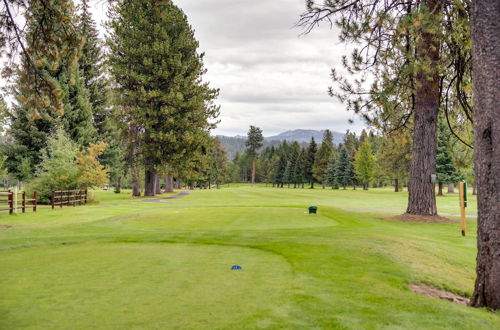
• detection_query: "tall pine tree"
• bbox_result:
[78,0,110,138]
[108,0,219,196]
[5,0,94,179]
[336,147,355,190]
[305,137,317,188]
[245,126,264,184]
[313,131,334,188]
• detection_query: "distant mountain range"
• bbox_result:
[217,129,345,159]
[266,129,344,144]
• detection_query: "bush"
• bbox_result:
[26,128,79,204]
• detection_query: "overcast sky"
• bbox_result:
[92,0,367,136]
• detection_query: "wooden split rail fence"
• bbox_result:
[0,190,38,214]
[51,189,87,209]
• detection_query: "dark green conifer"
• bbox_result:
[107,0,219,196]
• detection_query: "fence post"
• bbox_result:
[33,191,37,212]
[8,191,13,215]
[22,191,26,213]
[73,190,76,207]
[60,190,63,208]
[51,191,55,209]
[84,189,88,204]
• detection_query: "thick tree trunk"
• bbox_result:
[406,0,441,216]
[470,0,500,310]
[165,174,174,193]
[131,166,141,197]
[437,183,443,196]
[363,184,368,191]
[114,177,121,194]
[447,183,455,194]
[155,175,161,195]
[395,179,399,192]
[144,164,156,197]
[310,181,314,189]
[473,182,477,195]
[251,159,256,184]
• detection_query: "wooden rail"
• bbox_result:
[0,190,38,214]
[51,189,87,209]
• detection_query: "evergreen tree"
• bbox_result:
[288,142,301,188]
[1,0,83,119]
[325,154,338,189]
[294,148,308,188]
[354,139,375,190]
[108,0,219,196]
[336,147,354,189]
[377,130,412,192]
[436,124,462,196]
[323,129,334,148]
[245,125,264,184]
[5,0,94,179]
[274,142,289,188]
[78,0,110,138]
[207,137,228,188]
[312,131,334,188]
[305,137,317,188]
[300,0,473,216]
[343,130,359,159]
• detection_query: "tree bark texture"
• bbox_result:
[395,179,399,192]
[470,0,500,310]
[437,183,443,196]
[155,175,161,195]
[144,161,156,197]
[165,174,174,192]
[406,0,441,216]
[114,177,121,194]
[447,183,455,193]
[131,166,141,197]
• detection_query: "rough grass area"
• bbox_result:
[0,185,498,329]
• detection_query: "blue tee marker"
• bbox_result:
[231,265,243,270]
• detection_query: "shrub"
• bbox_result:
[27,128,79,204]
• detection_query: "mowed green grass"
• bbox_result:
[0,185,498,329]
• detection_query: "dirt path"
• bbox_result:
[142,191,191,203]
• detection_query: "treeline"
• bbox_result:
[230,126,472,193]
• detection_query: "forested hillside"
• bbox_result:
[218,129,343,159]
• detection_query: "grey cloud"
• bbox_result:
[90,0,366,136]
